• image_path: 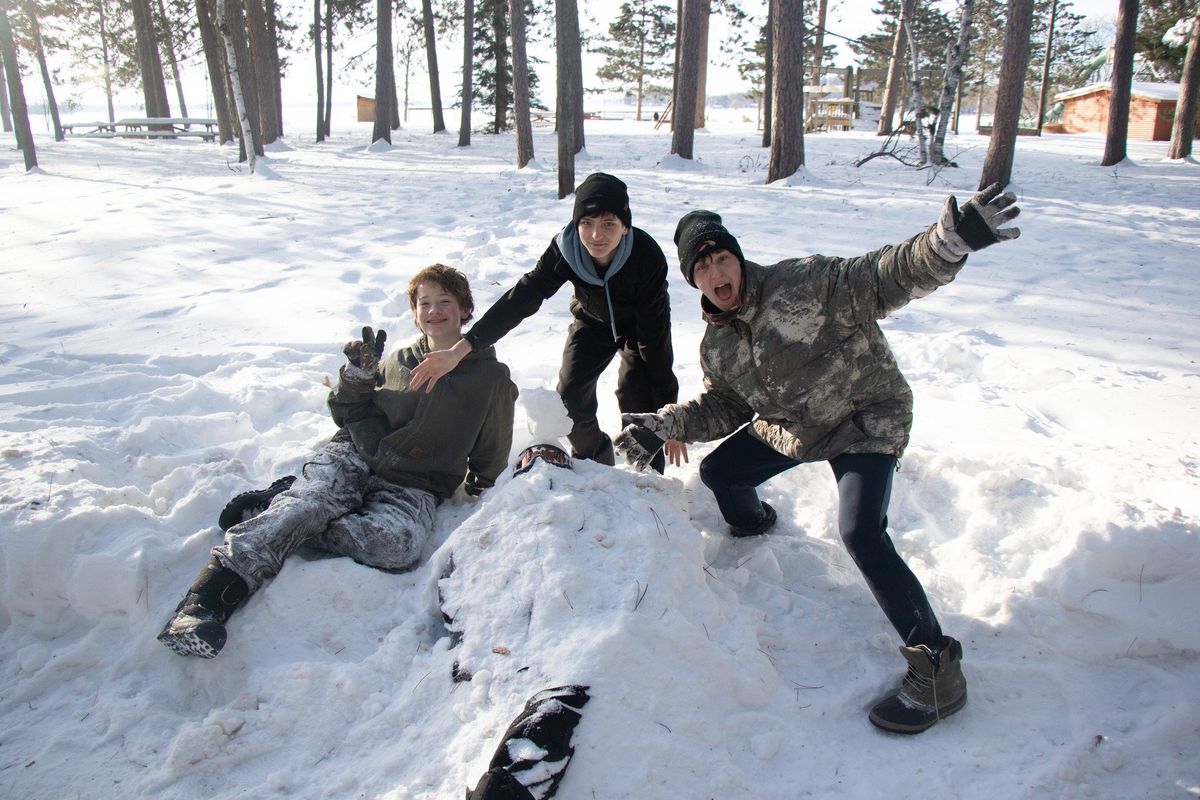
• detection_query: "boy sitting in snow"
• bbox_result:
[158,264,518,659]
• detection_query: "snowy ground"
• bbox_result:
[2,112,1198,799]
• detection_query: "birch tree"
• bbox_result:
[928,0,975,166]
[1167,12,1199,159]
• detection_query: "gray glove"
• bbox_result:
[614,412,679,471]
[341,326,387,385]
[931,182,1021,261]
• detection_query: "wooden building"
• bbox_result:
[1049,82,1198,141]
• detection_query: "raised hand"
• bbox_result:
[932,182,1022,261]
[341,326,387,385]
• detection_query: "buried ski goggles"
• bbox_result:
[514,444,573,476]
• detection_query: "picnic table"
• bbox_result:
[64,118,219,142]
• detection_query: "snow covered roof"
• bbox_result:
[1054,81,1182,103]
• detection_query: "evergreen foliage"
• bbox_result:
[594,0,675,116]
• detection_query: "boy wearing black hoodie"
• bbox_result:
[410,173,679,471]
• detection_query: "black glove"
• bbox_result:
[932,182,1021,260]
[341,326,387,386]
[467,686,590,800]
[614,422,666,472]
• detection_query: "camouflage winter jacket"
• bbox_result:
[327,336,518,499]
[658,225,964,463]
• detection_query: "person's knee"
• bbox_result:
[698,452,724,490]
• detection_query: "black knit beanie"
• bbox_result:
[573,173,632,228]
[673,210,745,287]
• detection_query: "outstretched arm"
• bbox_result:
[408,337,472,393]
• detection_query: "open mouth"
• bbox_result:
[714,283,733,303]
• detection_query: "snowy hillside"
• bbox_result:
[1,115,1198,799]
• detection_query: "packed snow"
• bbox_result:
[1,110,1198,799]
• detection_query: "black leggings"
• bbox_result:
[699,427,944,647]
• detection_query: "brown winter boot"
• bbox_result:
[868,636,967,734]
[157,556,250,659]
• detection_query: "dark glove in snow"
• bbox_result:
[614,423,666,472]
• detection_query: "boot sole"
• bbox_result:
[157,623,225,659]
[868,689,968,734]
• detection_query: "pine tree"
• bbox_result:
[595,1,675,120]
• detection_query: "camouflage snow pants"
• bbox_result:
[213,439,437,592]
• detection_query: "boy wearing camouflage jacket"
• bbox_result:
[616,185,1021,733]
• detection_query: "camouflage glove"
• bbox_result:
[931,182,1022,261]
[341,326,387,386]
[614,412,679,471]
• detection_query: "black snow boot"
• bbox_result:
[730,501,777,538]
[869,636,968,734]
[157,556,250,659]
[218,475,296,531]
[466,685,591,800]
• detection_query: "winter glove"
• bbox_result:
[931,182,1022,262]
[467,686,590,800]
[614,412,679,472]
[341,326,387,386]
[463,473,492,497]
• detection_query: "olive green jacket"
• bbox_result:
[328,336,518,498]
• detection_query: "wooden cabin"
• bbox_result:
[1049,82,1197,141]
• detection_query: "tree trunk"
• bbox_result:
[313,0,324,141]
[0,6,35,169]
[324,0,332,136]
[510,0,533,166]
[154,0,189,118]
[0,57,11,133]
[978,0,1035,189]
[216,0,256,170]
[130,0,171,118]
[245,0,279,144]
[1167,13,1200,159]
[458,0,473,146]
[422,0,445,132]
[24,1,63,141]
[1036,0,1057,134]
[766,0,804,181]
[491,0,509,134]
[1101,0,1138,167]
[556,0,582,195]
[373,0,394,144]
[671,0,680,132]
[671,0,702,158]
[266,0,283,136]
[812,0,827,84]
[904,10,929,163]
[694,0,708,129]
[196,0,234,142]
[224,0,263,158]
[762,0,773,147]
[877,0,913,135]
[930,0,974,165]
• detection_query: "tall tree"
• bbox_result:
[1036,0,1058,134]
[0,4,36,169]
[693,0,709,127]
[216,0,256,168]
[487,0,509,133]
[509,0,533,165]
[373,0,394,143]
[458,0,473,145]
[1167,11,1199,158]
[129,0,170,117]
[421,0,445,131]
[811,0,828,81]
[265,0,283,135]
[313,0,324,140]
[929,0,975,165]
[979,0,1035,189]
[244,0,279,143]
[196,0,233,141]
[671,0,703,157]
[877,0,914,134]
[762,0,772,145]
[1101,0,1139,166]
[23,0,63,141]
[595,0,675,121]
[0,58,12,132]
[153,0,187,117]
[766,0,803,181]
[556,0,582,196]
